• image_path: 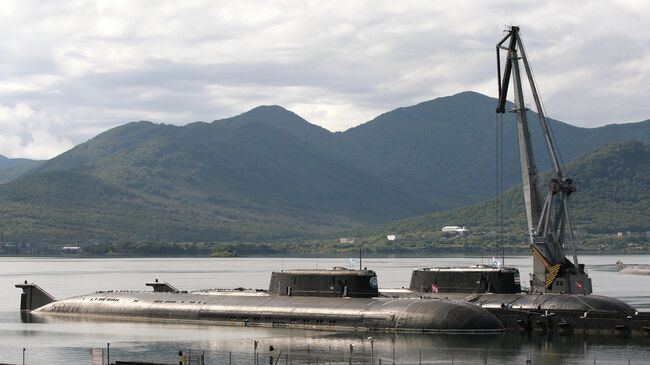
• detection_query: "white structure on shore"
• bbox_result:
[441,226,470,237]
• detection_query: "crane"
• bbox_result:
[495,26,592,294]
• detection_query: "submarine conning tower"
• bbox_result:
[410,265,521,294]
[269,267,379,298]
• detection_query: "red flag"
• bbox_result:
[431,284,439,293]
[576,281,584,289]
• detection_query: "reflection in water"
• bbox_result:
[12,314,506,363]
[6,314,650,364]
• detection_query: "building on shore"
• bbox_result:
[441,226,470,238]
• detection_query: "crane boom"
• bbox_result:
[495,26,592,294]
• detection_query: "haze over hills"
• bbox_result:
[0,91,649,244]
[0,155,42,184]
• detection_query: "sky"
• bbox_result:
[1,1,649,159]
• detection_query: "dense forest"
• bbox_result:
[0,92,649,254]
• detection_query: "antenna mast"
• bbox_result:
[496,26,592,294]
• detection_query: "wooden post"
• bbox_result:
[359,247,362,270]
[254,340,258,365]
[349,344,352,365]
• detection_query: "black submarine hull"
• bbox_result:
[385,266,650,336]
[22,289,504,333]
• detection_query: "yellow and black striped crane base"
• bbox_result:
[530,245,562,289]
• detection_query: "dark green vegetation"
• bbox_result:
[0,155,42,184]
[0,92,649,252]
[350,141,650,254]
[333,92,650,209]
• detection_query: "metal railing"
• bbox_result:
[5,343,645,365]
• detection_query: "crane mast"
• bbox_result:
[495,26,592,294]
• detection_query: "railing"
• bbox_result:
[6,343,647,365]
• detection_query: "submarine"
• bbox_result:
[16,267,504,333]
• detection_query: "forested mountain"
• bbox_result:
[363,141,650,245]
[32,107,429,223]
[332,92,650,209]
[0,92,649,244]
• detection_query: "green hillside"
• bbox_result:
[33,108,430,223]
[333,92,650,209]
[0,169,360,243]
[0,92,649,246]
[0,107,428,243]
[353,141,650,252]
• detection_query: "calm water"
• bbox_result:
[1,255,649,364]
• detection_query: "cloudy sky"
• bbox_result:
[1,0,649,159]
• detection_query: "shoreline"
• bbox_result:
[1,251,649,259]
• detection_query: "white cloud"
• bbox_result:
[0,75,62,94]
[0,0,649,158]
[0,103,74,159]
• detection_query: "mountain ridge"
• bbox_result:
[0,155,43,184]
[1,91,649,244]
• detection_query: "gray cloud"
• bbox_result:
[0,0,649,158]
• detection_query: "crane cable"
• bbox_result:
[495,112,504,254]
